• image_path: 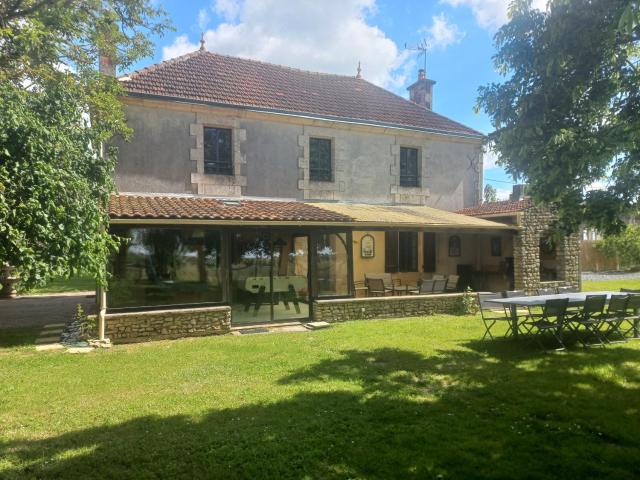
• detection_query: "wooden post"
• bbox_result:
[98,286,106,341]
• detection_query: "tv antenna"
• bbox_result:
[404,38,430,75]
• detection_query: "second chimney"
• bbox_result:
[407,69,436,110]
[99,53,115,77]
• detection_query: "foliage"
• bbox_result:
[484,184,498,203]
[1,317,639,478]
[477,0,640,235]
[597,225,640,266]
[459,286,479,314]
[0,1,171,288]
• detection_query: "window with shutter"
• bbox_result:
[384,231,399,273]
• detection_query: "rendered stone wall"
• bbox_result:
[313,293,468,322]
[104,306,231,343]
[513,206,581,294]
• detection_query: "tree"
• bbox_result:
[597,225,640,268]
[477,0,640,235]
[484,184,498,203]
[0,1,171,289]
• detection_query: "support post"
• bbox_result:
[98,286,106,341]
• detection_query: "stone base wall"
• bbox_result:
[103,306,231,343]
[313,293,469,323]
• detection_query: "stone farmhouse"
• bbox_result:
[98,42,579,342]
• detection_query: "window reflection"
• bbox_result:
[109,227,223,309]
[316,232,349,296]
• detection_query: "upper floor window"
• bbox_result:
[309,137,333,182]
[204,127,233,175]
[400,146,420,187]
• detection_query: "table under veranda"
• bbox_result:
[489,291,638,338]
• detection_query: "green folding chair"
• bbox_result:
[571,294,607,347]
[523,298,569,351]
[478,292,512,340]
[600,295,628,343]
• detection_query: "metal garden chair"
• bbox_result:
[570,294,607,347]
[366,277,393,297]
[432,279,447,293]
[600,295,628,343]
[523,298,569,350]
[477,292,512,340]
[621,294,640,339]
[419,279,435,294]
[445,275,459,292]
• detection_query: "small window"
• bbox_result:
[448,235,461,257]
[385,231,418,273]
[204,127,233,175]
[400,147,420,187]
[309,137,333,182]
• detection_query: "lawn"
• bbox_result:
[583,278,640,292]
[23,275,95,295]
[1,316,639,479]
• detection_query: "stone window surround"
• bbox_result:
[390,137,430,205]
[190,112,247,196]
[298,126,345,201]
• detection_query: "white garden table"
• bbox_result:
[490,291,623,338]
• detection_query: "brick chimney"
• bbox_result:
[407,69,436,110]
[99,53,115,76]
[510,184,527,201]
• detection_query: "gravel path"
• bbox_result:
[582,271,640,281]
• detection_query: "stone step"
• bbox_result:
[35,343,65,352]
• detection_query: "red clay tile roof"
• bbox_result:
[120,50,482,138]
[456,198,532,217]
[109,194,353,222]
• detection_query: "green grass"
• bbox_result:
[583,278,640,292]
[1,316,639,479]
[20,276,95,295]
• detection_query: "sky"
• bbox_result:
[133,0,548,200]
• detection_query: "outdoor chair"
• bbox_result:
[353,280,368,298]
[366,277,393,297]
[600,295,628,343]
[570,294,607,347]
[621,294,640,338]
[432,279,447,293]
[536,287,558,296]
[523,298,570,351]
[432,274,446,280]
[419,279,435,294]
[478,292,512,340]
[445,275,459,292]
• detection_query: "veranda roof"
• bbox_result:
[109,194,514,231]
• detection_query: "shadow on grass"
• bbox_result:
[0,327,41,349]
[2,341,640,479]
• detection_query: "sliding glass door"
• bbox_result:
[230,231,309,324]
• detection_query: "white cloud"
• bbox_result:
[161,0,410,89]
[483,145,499,170]
[424,13,465,50]
[494,187,511,200]
[197,8,210,30]
[442,0,548,30]
[213,0,240,22]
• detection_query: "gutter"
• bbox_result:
[109,217,516,231]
